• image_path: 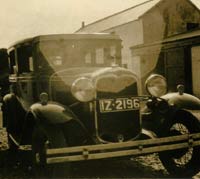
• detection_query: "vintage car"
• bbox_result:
[1,33,200,177]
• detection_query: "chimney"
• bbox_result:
[81,21,85,28]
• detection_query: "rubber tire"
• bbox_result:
[158,111,200,177]
[32,125,70,178]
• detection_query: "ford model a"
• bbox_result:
[1,33,200,177]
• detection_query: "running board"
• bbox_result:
[45,133,200,164]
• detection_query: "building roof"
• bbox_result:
[77,0,200,33]
[191,0,200,10]
[76,0,161,33]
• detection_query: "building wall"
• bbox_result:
[131,0,200,83]
[132,0,200,93]
[142,6,166,43]
[142,0,200,43]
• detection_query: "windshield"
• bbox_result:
[35,39,121,72]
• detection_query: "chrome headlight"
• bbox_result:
[145,74,167,97]
[71,77,95,102]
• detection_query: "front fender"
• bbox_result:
[30,102,75,124]
[161,92,200,110]
[161,92,200,122]
[143,92,200,133]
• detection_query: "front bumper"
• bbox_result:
[45,133,200,164]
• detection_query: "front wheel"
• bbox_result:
[32,124,70,178]
[159,110,200,177]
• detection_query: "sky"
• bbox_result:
[0,0,149,47]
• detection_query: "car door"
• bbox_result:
[15,45,36,110]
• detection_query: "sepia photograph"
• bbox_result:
[0,0,200,178]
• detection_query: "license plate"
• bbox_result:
[99,97,140,113]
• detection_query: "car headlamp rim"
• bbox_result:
[71,77,95,102]
[145,74,167,97]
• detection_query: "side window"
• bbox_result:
[104,47,114,65]
[110,46,116,57]
[85,52,92,64]
[17,45,33,74]
[95,48,104,64]
[9,50,16,74]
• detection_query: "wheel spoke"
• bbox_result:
[159,114,200,177]
[171,123,192,166]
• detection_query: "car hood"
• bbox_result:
[50,66,138,93]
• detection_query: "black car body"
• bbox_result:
[1,33,200,177]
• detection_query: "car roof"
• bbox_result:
[8,33,121,49]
